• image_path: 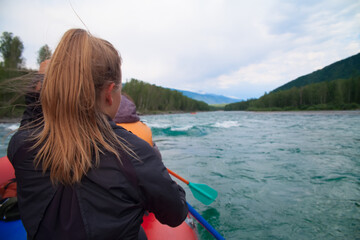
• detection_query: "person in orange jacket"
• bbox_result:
[114,94,153,146]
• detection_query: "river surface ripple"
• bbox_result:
[1,111,359,239]
[142,111,360,240]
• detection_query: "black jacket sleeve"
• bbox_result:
[123,132,188,227]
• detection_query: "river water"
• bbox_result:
[1,111,360,240]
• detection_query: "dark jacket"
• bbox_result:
[7,100,187,239]
[20,92,43,127]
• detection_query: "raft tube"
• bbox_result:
[0,156,15,184]
[142,212,198,240]
[0,214,198,240]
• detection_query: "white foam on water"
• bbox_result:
[170,125,193,131]
[6,124,19,131]
[146,123,171,129]
[213,121,240,128]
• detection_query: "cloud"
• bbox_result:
[195,0,360,99]
[0,0,359,99]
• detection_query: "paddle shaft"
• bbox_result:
[167,168,189,185]
[187,202,225,240]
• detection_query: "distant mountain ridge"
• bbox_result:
[273,52,360,92]
[224,52,360,111]
[176,89,240,105]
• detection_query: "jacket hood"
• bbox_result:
[114,95,140,123]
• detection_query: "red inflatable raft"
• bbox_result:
[142,211,197,240]
[0,156,198,240]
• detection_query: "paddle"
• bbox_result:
[167,168,218,205]
[187,202,225,240]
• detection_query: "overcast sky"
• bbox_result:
[1,0,359,99]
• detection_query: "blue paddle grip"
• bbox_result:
[187,202,225,240]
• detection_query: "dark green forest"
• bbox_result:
[122,79,209,113]
[225,76,360,111]
[273,52,360,92]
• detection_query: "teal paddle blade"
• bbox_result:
[188,182,218,205]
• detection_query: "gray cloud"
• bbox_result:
[1,0,359,99]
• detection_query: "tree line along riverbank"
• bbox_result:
[225,76,360,111]
[1,67,360,122]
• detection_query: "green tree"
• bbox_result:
[0,32,24,68]
[37,44,52,65]
[122,78,209,113]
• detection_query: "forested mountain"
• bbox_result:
[122,79,209,113]
[225,76,360,111]
[273,52,360,92]
[225,52,360,111]
[176,90,240,104]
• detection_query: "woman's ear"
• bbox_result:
[105,83,115,105]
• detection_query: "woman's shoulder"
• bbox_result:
[7,129,36,166]
[8,129,30,151]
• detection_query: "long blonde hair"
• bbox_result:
[34,29,128,184]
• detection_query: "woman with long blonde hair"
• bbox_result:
[7,29,187,240]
